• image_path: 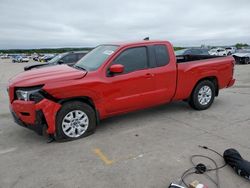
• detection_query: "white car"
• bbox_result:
[233,49,250,64]
[209,48,227,56]
[1,54,9,59]
[18,56,29,63]
[225,47,237,55]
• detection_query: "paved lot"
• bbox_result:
[0,59,250,188]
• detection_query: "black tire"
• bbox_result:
[55,101,96,141]
[189,80,215,110]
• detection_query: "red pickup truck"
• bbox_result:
[8,40,235,141]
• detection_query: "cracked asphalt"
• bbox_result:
[0,59,250,188]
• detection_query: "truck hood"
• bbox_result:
[9,65,87,87]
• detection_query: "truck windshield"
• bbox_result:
[74,45,119,71]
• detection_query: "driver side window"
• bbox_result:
[112,47,148,74]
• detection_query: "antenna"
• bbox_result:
[143,37,149,41]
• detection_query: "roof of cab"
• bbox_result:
[104,40,171,47]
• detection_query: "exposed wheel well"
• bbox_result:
[193,76,219,97]
[59,97,95,109]
[58,97,100,124]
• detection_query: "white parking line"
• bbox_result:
[0,147,17,155]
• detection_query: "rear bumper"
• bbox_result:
[227,78,235,88]
[10,99,61,135]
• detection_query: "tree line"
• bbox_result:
[0,44,248,54]
[0,47,93,54]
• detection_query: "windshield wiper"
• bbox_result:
[73,65,87,71]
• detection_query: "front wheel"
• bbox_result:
[189,80,215,110]
[55,101,96,141]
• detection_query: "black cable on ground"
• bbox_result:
[179,145,227,188]
[198,145,227,171]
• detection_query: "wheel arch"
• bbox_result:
[58,96,100,125]
[59,96,95,108]
[191,76,219,98]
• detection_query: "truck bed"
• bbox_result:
[173,55,235,101]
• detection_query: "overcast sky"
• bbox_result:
[0,0,249,49]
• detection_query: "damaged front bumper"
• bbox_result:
[10,99,61,135]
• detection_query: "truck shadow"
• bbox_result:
[97,101,190,132]
[96,99,224,135]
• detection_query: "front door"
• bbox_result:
[103,46,156,114]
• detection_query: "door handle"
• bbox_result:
[145,73,154,78]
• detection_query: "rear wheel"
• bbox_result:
[189,80,215,110]
[55,101,96,141]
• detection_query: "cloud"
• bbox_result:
[0,0,249,49]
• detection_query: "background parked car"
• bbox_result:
[12,55,29,63]
[175,48,213,63]
[33,55,40,61]
[18,56,29,63]
[233,49,250,64]
[12,55,21,63]
[12,56,30,63]
[38,54,56,62]
[175,48,210,56]
[0,54,9,59]
[209,48,227,56]
[24,51,88,71]
[225,47,237,55]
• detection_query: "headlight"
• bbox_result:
[15,86,44,102]
[16,90,29,101]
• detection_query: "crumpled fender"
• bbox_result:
[35,99,61,134]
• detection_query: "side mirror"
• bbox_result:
[58,59,64,64]
[109,64,124,74]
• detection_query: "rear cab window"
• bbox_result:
[154,45,170,67]
[148,44,170,68]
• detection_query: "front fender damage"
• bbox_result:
[35,99,61,134]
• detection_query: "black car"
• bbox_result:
[175,48,214,63]
[24,51,88,71]
[175,48,210,56]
